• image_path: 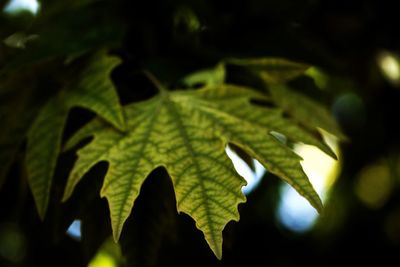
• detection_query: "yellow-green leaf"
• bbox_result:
[198,85,337,158]
[268,84,346,140]
[229,57,346,141]
[181,63,226,87]
[226,57,309,83]
[26,99,68,219]
[63,84,324,259]
[26,51,125,219]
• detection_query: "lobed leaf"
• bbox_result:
[63,84,325,259]
[227,57,346,144]
[26,51,125,219]
[194,85,337,158]
[268,84,346,140]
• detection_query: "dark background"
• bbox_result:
[1,0,400,266]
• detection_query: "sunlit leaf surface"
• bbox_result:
[26,52,125,219]
[63,84,328,258]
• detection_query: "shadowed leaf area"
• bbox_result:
[62,81,339,258]
[26,52,125,219]
[1,0,398,266]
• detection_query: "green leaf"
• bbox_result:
[228,143,256,171]
[181,63,226,87]
[1,2,124,73]
[226,57,309,83]
[63,83,323,259]
[202,85,337,158]
[228,57,345,141]
[26,51,125,219]
[119,168,177,267]
[268,84,346,140]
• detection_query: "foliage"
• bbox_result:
[0,1,363,266]
[26,51,125,219]
[62,81,338,258]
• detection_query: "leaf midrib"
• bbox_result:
[185,98,321,210]
[104,101,162,240]
[165,96,218,254]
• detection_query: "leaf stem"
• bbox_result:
[143,70,167,94]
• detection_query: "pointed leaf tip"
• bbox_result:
[63,82,331,258]
[26,52,124,218]
[268,84,346,142]
[26,97,68,220]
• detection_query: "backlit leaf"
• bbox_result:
[26,51,125,219]
[181,63,226,87]
[63,84,325,259]
[226,57,309,83]
[268,84,346,140]
[227,57,345,149]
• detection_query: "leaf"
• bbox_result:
[268,84,346,140]
[228,57,345,141]
[1,1,124,73]
[226,57,309,83]
[119,168,177,267]
[26,51,125,219]
[63,83,324,259]
[181,63,226,87]
[202,85,337,159]
[228,143,256,171]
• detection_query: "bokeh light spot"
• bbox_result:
[88,253,117,267]
[88,238,122,267]
[377,51,400,85]
[3,0,40,15]
[332,93,365,131]
[277,133,341,233]
[0,223,26,263]
[226,146,265,195]
[66,220,82,241]
[355,162,394,209]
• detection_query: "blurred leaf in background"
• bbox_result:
[1,0,400,266]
